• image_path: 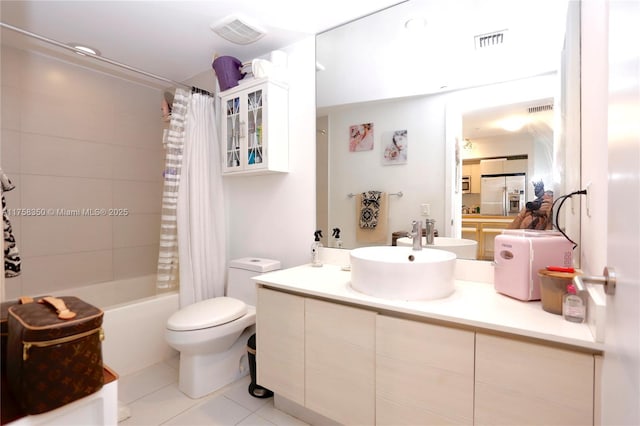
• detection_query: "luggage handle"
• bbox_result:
[38,296,77,320]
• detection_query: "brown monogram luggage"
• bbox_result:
[6,296,105,414]
[1,299,16,373]
[1,297,40,373]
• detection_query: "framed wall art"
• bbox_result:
[349,123,374,152]
[382,129,408,165]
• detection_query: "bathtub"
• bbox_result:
[52,274,179,376]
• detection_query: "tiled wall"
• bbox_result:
[1,46,164,298]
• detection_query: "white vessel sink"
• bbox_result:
[350,246,456,301]
[396,236,478,260]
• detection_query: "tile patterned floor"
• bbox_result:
[118,358,308,426]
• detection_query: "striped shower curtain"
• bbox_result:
[156,88,190,289]
[157,89,227,308]
[176,92,226,307]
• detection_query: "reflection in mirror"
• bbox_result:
[316,0,580,261]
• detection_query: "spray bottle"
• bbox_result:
[311,230,323,267]
[332,227,343,249]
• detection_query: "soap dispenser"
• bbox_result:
[311,230,323,267]
[332,227,343,249]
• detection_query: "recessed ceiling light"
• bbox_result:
[497,116,530,132]
[69,44,101,56]
[404,17,427,32]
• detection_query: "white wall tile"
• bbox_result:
[113,214,161,248]
[0,46,24,89]
[21,133,113,179]
[112,145,164,182]
[113,180,163,214]
[21,216,113,257]
[19,91,77,138]
[1,129,21,173]
[113,111,163,148]
[20,250,113,295]
[111,82,163,148]
[3,44,171,295]
[1,85,22,131]
[20,91,115,143]
[20,175,112,210]
[113,245,159,280]
[20,49,117,104]
[111,79,161,115]
[3,274,23,300]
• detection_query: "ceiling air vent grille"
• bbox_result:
[528,104,554,113]
[474,30,507,49]
[210,15,266,45]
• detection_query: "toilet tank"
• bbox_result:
[227,257,281,306]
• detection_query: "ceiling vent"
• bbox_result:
[474,30,507,49]
[528,104,554,113]
[210,14,266,45]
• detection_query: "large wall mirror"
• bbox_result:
[316,0,581,263]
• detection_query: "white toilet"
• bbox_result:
[165,257,281,399]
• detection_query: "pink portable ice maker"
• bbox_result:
[493,230,574,301]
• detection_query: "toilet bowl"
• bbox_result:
[164,258,280,399]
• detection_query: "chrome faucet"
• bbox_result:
[410,220,422,251]
[425,219,436,245]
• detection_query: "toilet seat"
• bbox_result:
[167,297,248,331]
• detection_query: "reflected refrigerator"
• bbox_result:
[480,173,526,216]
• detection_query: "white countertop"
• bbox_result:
[253,263,603,352]
[462,217,514,223]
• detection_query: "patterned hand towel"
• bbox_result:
[1,170,21,277]
[356,192,389,244]
[359,191,382,229]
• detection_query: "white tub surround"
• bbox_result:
[103,291,178,376]
[52,275,179,376]
[254,261,603,425]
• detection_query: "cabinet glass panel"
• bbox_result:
[247,89,263,165]
[225,96,241,168]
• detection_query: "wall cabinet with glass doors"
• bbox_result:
[220,78,288,175]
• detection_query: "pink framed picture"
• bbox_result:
[349,123,374,152]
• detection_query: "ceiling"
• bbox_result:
[463,98,555,140]
[1,0,562,136]
[0,0,403,85]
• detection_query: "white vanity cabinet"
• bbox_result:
[376,316,475,425]
[255,288,305,405]
[256,288,376,424]
[475,333,595,425]
[256,285,598,426]
[306,298,376,425]
[220,78,288,175]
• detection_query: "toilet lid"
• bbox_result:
[166,297,248,331]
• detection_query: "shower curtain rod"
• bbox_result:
[0,22,210,94]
